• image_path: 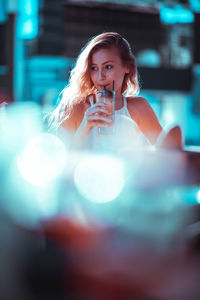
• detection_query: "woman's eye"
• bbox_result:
[106,65,113,70]
[91,66,97,71]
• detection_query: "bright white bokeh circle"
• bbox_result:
[17,133,67,186]
[74,154,124,203]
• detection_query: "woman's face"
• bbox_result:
[90,46,129,95]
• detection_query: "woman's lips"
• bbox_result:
[98,84,111,91]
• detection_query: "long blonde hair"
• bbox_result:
[50,32,139,129]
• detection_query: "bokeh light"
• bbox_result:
[17,133,67,186]
[74,153,124,203]
[1,101,43,153]
[160,5,194,24]
[0,158,62,228]
[197,189,200,204]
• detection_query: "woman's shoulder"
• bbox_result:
[126,96,151,114]
[127,95,162,143]
[126,96,149,106]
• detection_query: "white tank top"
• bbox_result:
[88,95,149,152]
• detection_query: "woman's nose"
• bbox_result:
[98,68,105,80]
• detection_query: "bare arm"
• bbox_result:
[128,97,163,144]
[58,101,113,149]
[57,102,88,149]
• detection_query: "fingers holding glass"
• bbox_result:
[85,106,112,129]
[89,103,112,116]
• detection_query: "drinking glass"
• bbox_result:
[95,89,114,135]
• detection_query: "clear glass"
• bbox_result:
[95,89,114,135]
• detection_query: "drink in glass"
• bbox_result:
[95,88,114,135]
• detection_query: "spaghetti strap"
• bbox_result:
[123,96,127,108]
[88,94,94,106]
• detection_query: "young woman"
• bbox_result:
[50,32,163,150]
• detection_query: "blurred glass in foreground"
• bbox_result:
[0,101,200,300]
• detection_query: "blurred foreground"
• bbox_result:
[0,101,200,300]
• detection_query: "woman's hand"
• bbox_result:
[79,103,113,136]
[70,103,113,149]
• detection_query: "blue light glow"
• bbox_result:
[160,6,194,24]
[162,109,175,124]
[0,0,6,23]
[17,0,38,39]
[22,19,34,35]
[189,0,200,12]
[137,49,161,68]
[25,0,33,15]
[197,189,200,204]
[74,154,125,203]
